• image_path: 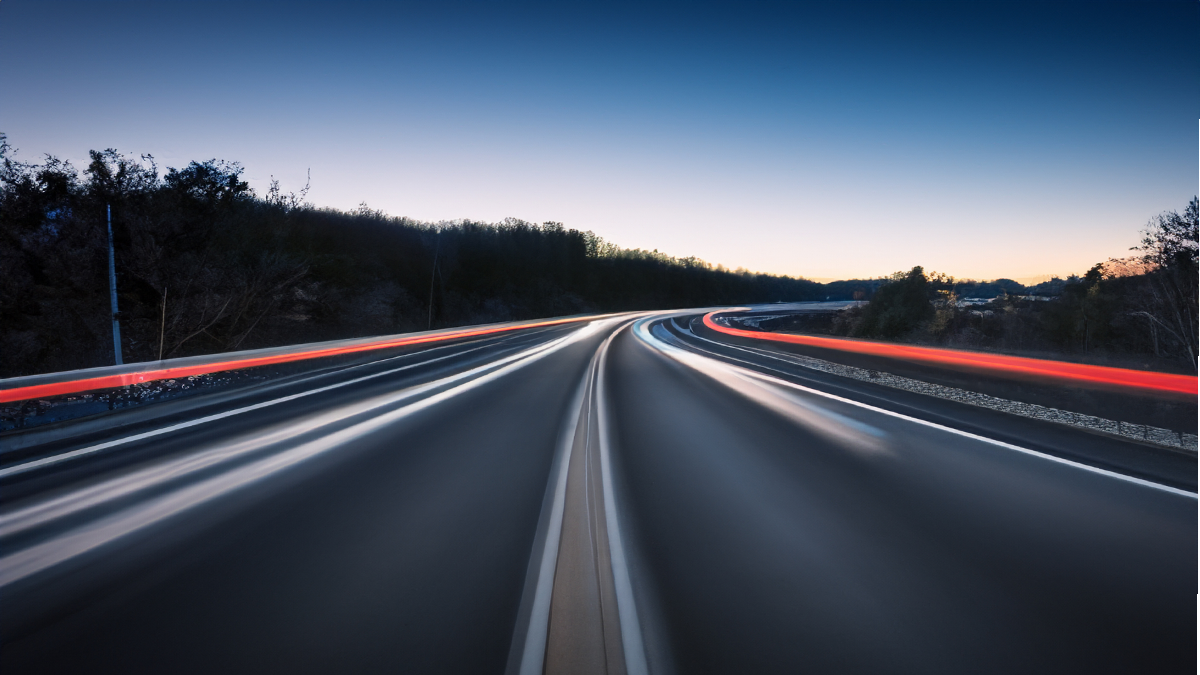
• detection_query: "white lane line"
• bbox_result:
[636,319,1197,500]
[512,349,592,675]
[0,324,597,589]
[677,322,1195,452]
[595,326,650,675]
[0,332,545,479]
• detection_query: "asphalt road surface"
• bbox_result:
[1,313,1194,674]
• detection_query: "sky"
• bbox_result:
[2,1,1196,282]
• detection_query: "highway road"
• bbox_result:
[0,313,1194,674]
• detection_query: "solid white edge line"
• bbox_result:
[513,360,589,675]
[636,318,1197,501]
[681,321,1195,454]
[0,331,550,479]
[596,326,651,675]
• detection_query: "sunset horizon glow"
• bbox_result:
[2,1,1194,283]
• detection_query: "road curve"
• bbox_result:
[0,313,1194,674]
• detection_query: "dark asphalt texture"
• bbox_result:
[613,322,1194,674]
[1,314,1194,674]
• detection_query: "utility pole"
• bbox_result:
[427,229,440,330]
[107,204,123,365]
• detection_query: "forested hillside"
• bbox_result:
[1,141,827,377]
[9,139,1190,379]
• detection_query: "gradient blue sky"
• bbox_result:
[2,1,1195,281]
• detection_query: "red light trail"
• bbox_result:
[0,317,592,404]
[702,312,1197,397]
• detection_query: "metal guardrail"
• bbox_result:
[0,314,602,404]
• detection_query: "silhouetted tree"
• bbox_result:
[1129,198,1198,369]
[853,266,935,338]
[0,142,827,377]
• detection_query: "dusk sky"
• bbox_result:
[3,1,1195,282]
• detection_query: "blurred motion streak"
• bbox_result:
[639,319,1195,498]
[0,326,595,588]
[640,321,888,456]
[0,316,597,404]
[703,312,1198,396]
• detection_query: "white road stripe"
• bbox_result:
[0,325,597,588]
[679,321,1195,452]
[635,318,1197,500]
[0,332,542,479]
[512,342,592,675]
[595,325,651,675]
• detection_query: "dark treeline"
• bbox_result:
[1,141,830,377]
[829,199,1199,373]
[8,141,1192,378]
[820,276,1032,303]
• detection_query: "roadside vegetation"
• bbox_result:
[825,199,1199,373]
[1,139,827,377]
[4,137,1193,377]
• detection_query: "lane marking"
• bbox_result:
[510,321,606,675]
[0,332,545,479]
[683,324,1195,452]
[702,311,1198,396]
[636,319,1197,500]
[508,316,648,675]
[0,323,601,588]
[595,325,651,675]
[0,330,589,540]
